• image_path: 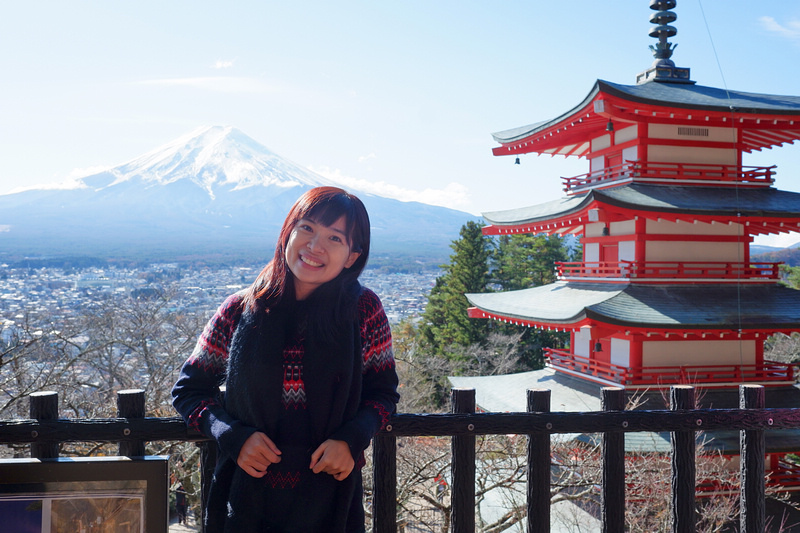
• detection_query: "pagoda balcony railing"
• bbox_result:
[545,348,797,388]
[4,387,800,533]
[555,260,782,281]
[561,161,776,194]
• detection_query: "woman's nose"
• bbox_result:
[307,234,324,252]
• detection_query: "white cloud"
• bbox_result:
[213,59,235,69]
[138,76,277,94]
[358,153,377,163]
[759,16,800,42]
[310,166,472,212]
[4,166,111,195]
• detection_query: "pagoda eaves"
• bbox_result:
[466,282,800,336]
[492,80,800,158]
[482,183,800,237]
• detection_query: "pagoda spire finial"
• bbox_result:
[636,0,694,85]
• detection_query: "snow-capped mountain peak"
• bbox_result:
[98,125,332,196]
[0,125,475,263]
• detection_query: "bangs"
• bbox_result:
[304,195,358,245]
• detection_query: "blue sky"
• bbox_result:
[2,1,800,246]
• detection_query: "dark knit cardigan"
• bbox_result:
[172,286,399,532]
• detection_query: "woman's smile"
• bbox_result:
[299,254,324,268]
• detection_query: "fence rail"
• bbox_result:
[555,260,783,281]
[545,348,797,387]
[2,386,799,532]
[561,161,776,193]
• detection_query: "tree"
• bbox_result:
[393,322,527,411]
[420,221,492,355]
[766,266,800,370]
[490,233,572,369]
[0,284,207,519]
[492,233,569,290]
[781,264,800,290]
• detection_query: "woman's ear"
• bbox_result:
[345,251,361,269]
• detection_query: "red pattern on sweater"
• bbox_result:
[184,288,395,431]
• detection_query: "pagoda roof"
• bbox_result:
[600,80,800,116]
[482,183,800,236]
[466,282,800,333]
[492,79,800,156]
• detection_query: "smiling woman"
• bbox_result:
[285,216,361,300]
[171,186,399,533]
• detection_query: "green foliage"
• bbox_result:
[419,221,492,355]
[781,264,800,289]
[492,233,569,290]
[418,225,573,373]
[490,233,571,368]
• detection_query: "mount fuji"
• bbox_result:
[0,126,476,264]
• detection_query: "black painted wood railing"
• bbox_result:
[2,384,798,532]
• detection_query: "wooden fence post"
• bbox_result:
[602,387,625,533]
[670,385,696,533]
[373,431,397,533]
[30,391,59,459]
[195,441,215,533]
[451,388,476,533]
[117,389,146,456]
[740,384,765,533]
[527,388,551,533]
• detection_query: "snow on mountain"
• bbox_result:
[0,126,475,262]
[91,125,333,197]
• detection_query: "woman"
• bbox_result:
[172,186,400,532]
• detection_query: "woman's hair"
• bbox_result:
[242,186,370,339]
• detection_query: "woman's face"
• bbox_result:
[285,215,361,300]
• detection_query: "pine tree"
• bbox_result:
[491,233,572,368]
[420,221,491,355]
[492,233,569,290]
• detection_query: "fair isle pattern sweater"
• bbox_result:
[173,286,396,471]
[172,287,398,531]
[181,288,395,430]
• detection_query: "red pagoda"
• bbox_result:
[463,0,800,486]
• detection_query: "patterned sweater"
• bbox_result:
[172,287,399,531]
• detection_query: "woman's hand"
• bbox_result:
[237,432,282,478]
[309,439,354,481]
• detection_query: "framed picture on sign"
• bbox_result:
[0,455,168,533]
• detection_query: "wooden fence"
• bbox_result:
[1,384,799,532]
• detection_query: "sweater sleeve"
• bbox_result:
[171,293,258,460]
[328,288,400,464]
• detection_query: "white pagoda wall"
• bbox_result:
[583,219,744,264]
[646,124,738,166]
[648,124,737,143]
[645,219,744,263]
[615,125,637,144]
[589,125,639,173]
[647,145,737,165]
[574,330,630,367]
[574,328,591,358]
[610,337,630,367]
[642,339,756,367]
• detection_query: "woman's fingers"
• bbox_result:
[237,432,282,477]
[309,439,354,480]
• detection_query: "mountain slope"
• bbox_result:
[0,126,475,263]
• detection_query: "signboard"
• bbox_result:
[0,456,168,533]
